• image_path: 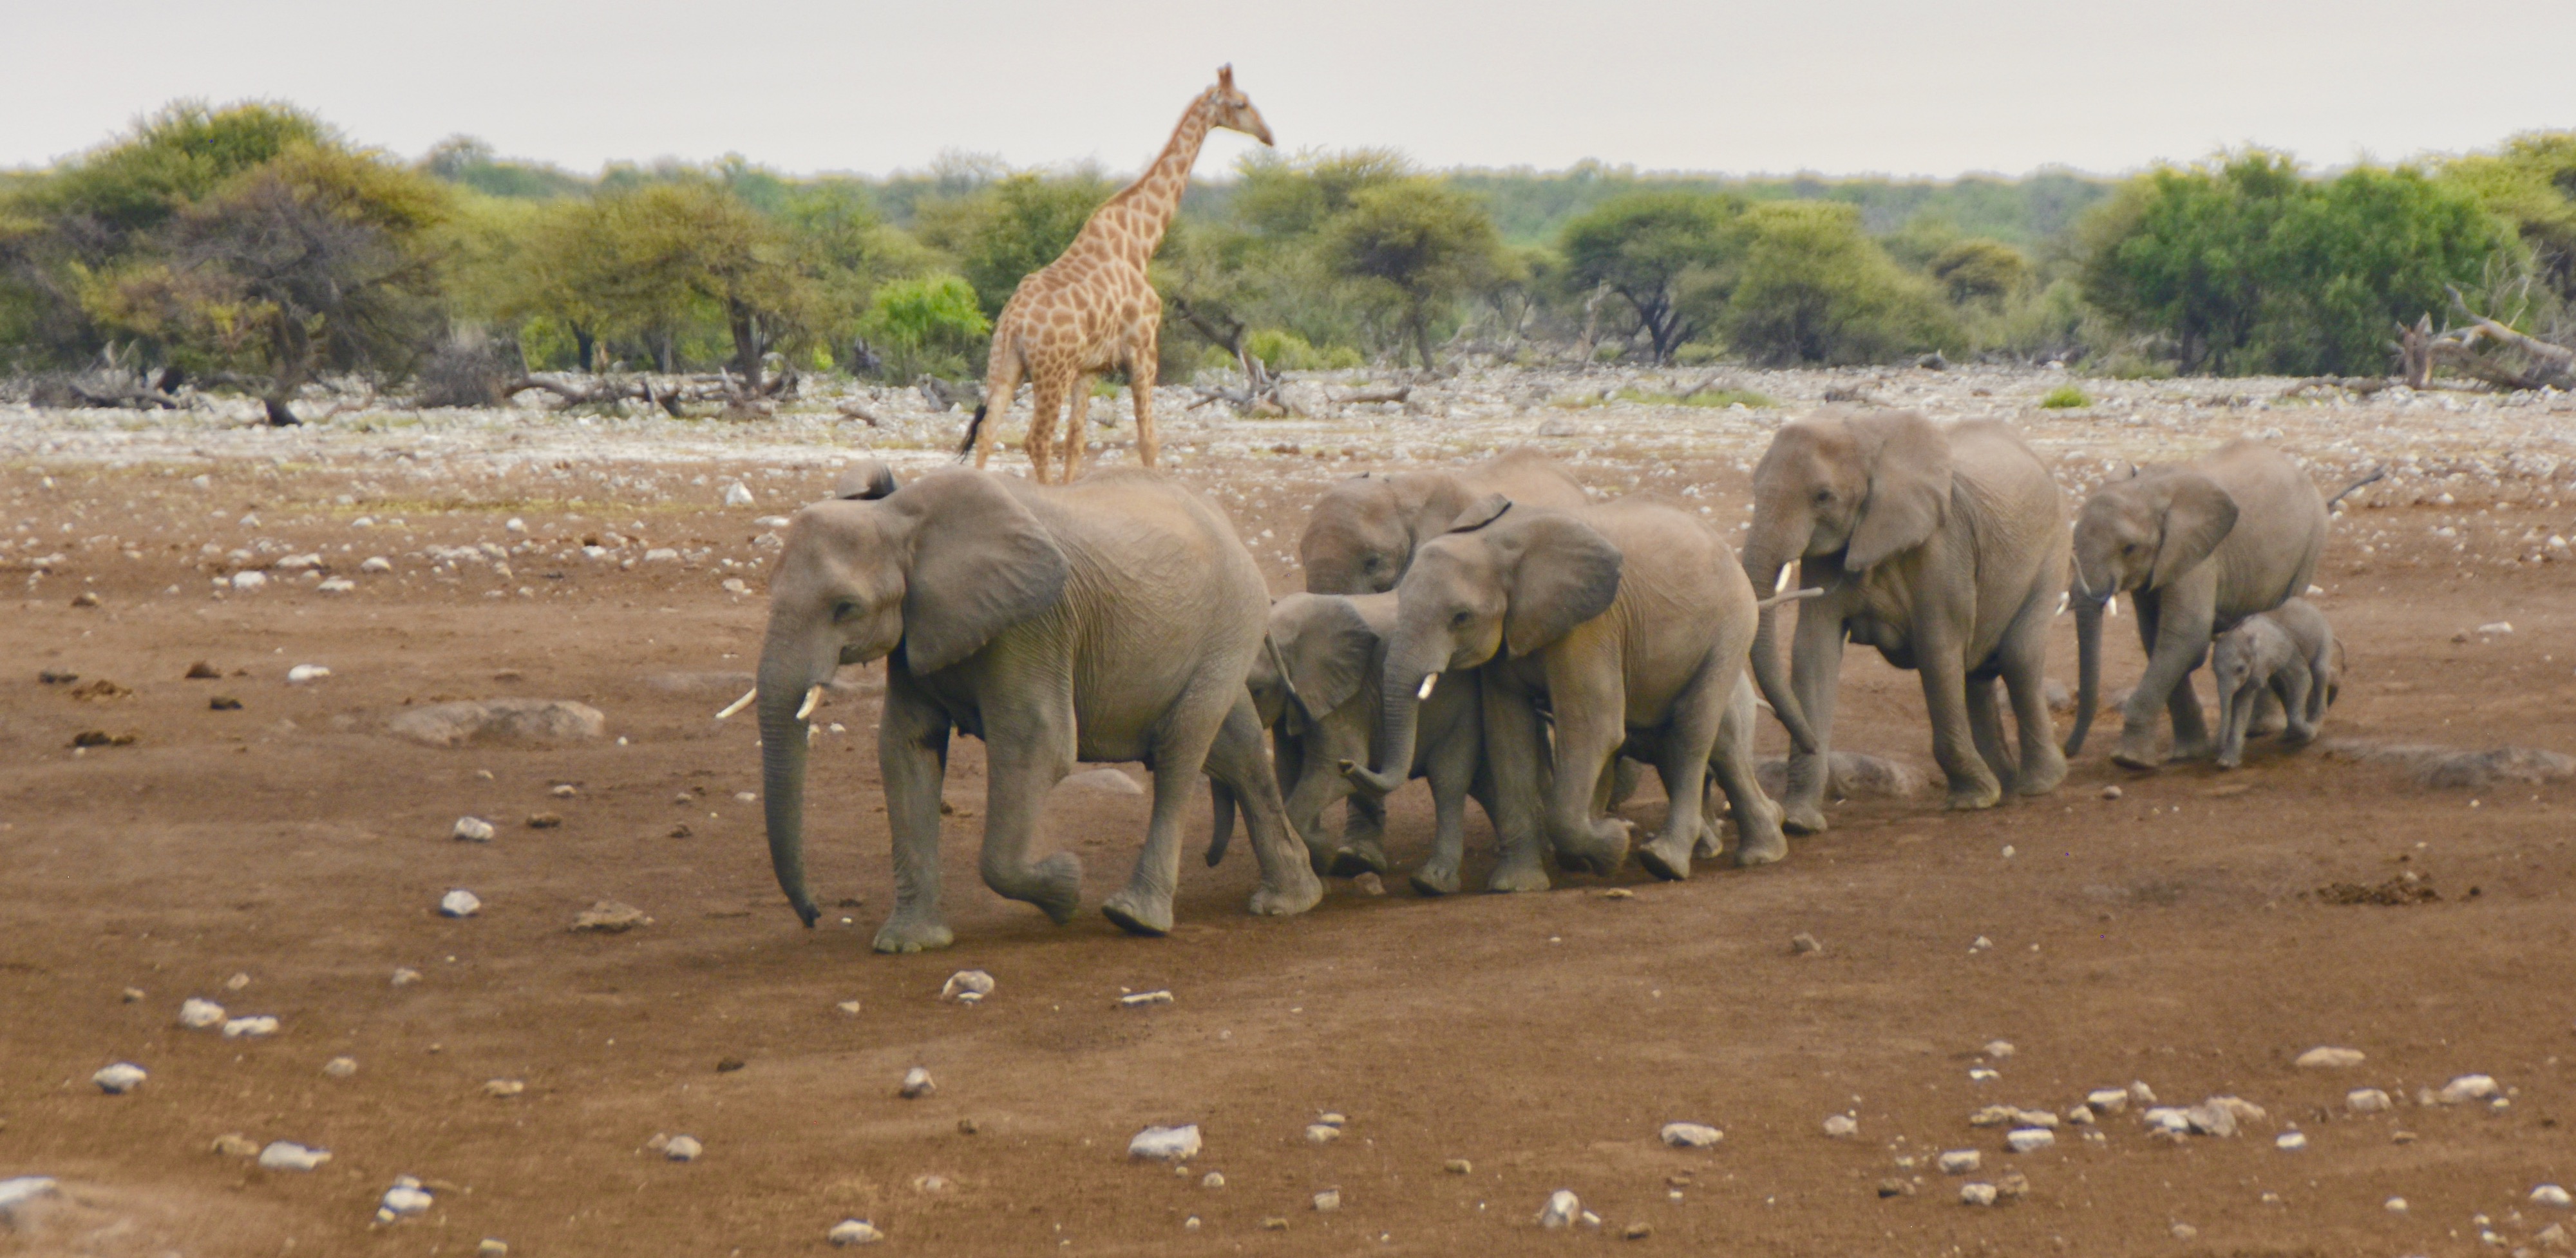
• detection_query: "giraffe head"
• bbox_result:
[1206,65,1274,147]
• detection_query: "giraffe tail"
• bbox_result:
[956,402,987,462]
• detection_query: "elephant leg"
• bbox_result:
[1964,675,2016,794]
[2164,651,2215,762]
[2114,587,2215,769]
[873,682,956,953]
[1479,681,1552,893]
[1201,693,1326,919]
[1920,636,2003,811]
[1781,612,1846,835]
[1059,373,1095,482]
[1634,660,1727,882]
[1333,792,1389,877]
[1998,589,2067,796]
[2246,686,2287,738]
[1608,756,1644,809]
[1709,675,1786,865]
[2279,668,2317,746]
[976,696,1084,925]
[1540,652,1634,877]
[2214,683,2253,769]
[1412,707,1481,896]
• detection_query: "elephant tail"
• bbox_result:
[2325,465,2385,511]
[1206,780,1236,867]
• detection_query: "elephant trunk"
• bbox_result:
[1742,543,1819,756]
[756,650,824,927]
[1281,745,1352,850]
[2065,595,2105,756]
[1346,648,1435,797]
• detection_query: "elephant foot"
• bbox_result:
[1101,888,1173,937]
[1634,834,1692,882]
[1734,824,1788,867]
[1552,825,1632,878]
[1247,867,1324,918]
[1486,858,1551,894]
[2282,725,2318,748]
[1693,820,1723,861]
[2166,737,2214,764]
[1943,779,2003,811]
[2213,753,2241,770]
[871,914,955,954]
[1328,840,1390,878]
[2108,741,2163,772]
[1408,860,1461,897]
[1004,852,1084,925]
[1781,803,1829,836]
[2015,754,2068,798]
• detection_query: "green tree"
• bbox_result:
[1320,178,1509,367]
[1719,202,1955,366]
[1928,238,2034,307]
[1558,190,1743,364]
[914,169,1113,321]
[2439,131,2576,310]
[860,274,989,380]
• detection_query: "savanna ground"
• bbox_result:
[4,364,2575,1257]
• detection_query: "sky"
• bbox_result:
[7,0,2572,182]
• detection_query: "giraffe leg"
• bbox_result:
[1060,373,1095,482]
[1024,370,1066,484]
[971,338,1023,470]
[1129,324,1160,471]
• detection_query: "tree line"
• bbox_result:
[3,100,2573,418]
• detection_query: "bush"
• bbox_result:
[2040,383,2090,408]
[1718,202,1956,366]
[1558,190,1741,364]
[1929,238,2034,306]
[914,171,1113,321]
[1244,327,1359,371]
[862,274,989,380]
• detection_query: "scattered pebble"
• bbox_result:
[1969,936,1993,952]
[120,987,143,1002]
[1305,1123,1341,1145]
[478,1240,508,1257]
[1790,932,1824,955]
[2439,1074,2502,1104]
[828,1219,885,1246]
[900,1067,934,1099]
[360,556,392,574]
[1938,1150,1982,1175]
[525,812,564,829]
[224,972,250,990]
[1823,1114,1858,1138]
[179,998,225,1029]
[1201,1171,1225,1188]
[2275,1131,2307,1151]
[1183,1216,1200,1231]
[392,968,422,987]
[570,900,649,932]
[1259,1216,1288,1230]
[1119,990,1175,1008]
[1982,1040,2015,1059]
[1444,1159,1472,1175]
[2385,1196,2408,1213]
[2295,1046,2366,1069]
[836,1000,862,1015]
[1537,1189,1582,1228]
[2006,1128,2055,1153]
[664,1135,703,1162]
[258,1141,331,1171]
[2100,785,2123,800]
[1352,872,1387,896]
[1967,1067,2000,1082]
[1128,1125,1200,1162]
[1969,1105,2020,1127]
[1313,1189,1341,1212]
[484,1079,525,1098]
[211,1133,260,1156]
[2533,1185,2573,1208]
[1660,1122,1722,1149]
[549,783,576,798]
[2128,1081,2157,1105]
[2085,1088,2128,1114]
[323,1056,357,1079]
[2170,1222,2199,1240]
[91,1062,146,1093]
[1624,1221,1653,1240]
[452,816,496,843]
[940,970,994,1004]
[379,1178,433,1221]
[221,1015,279,1039]
[2347,1087,2392,1112]
[231,570,269,592]
[285,664,329,684]
[2064,1105,2094,1126]
[1316,1112,1347,1128]
[1959,1182,1998,1206]
[2014,1109,2059,1129]
[0,1178,59,1213]
[723,482,755,507]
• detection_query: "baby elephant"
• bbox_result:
[2210,598,2340,769]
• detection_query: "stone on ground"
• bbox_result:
[388,699,607,748]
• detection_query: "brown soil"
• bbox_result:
[5,436,2574,1256]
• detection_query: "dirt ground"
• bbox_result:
[5,368,2575,1256]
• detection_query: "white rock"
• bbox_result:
[1959,1182,1998,1206]
[439,889,482,918]
[1128,1125,1201,1161]
[2347,1087,2393,1112]
[230,570,269,591]
[2180,1102,2237,1138]
[663,1135,703,1161]
[453,816,496,843]
[1119,990,1175,1007]
[1967,1067,2000,1082]
[899,1067,934,1098]
[2275,1131,2307,1151]
[274,554,321,570]
[1312,1189,1341,1212]
[643,548,679,563]
[2064,1106,2095,1126]
[1660,1122,1722,1149]
[1938,1150,1982,1175]
[360,556,392,573]
[380,1183,433,1218]
[2477,621,2514,635]
[505,518,526,533]
[940,970,994,1004]
[1537,1189,1582,1228]
[2085,1088,2128,1114]
[0,1177,59,1213]
[828,1219,884,1246]
[222,1015,279,1038]
[2533,1184,2573,1209]
[258,1141,331,1170]
[2385,1196,2408,1213]
[392,968,422,986]
[180,997,227,1029]
[2142,1107,2193,1135]
[1982,1040,2015,1058]
[722,483,755,507]
[1822,1114,1859,1138]
[2295,1046,2366,1069]
[317,578,356,594]
[2439,1074,2502,1104]
[1305,1123,1341,1144]
[1061,767,1143,795]
[2014,1109,2060,1129]
[92,1062,147,1093]
[2006,1128,2055,1153]
[323,1056,358,1078]
[2128,1081,2157,1105]
[754,516,791,529]
[1969,1104,2020,1127]
[286,664,330,684]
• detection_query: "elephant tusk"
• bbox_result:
[715,687,758,720]
[1417,672,1439,701]
[2107,597,2119,618]
[1773,565,1796,597]
[1757,586,1824,608]
[797,684,824,721]
[2056,591,2069,617]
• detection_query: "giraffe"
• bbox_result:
[960,66,1272,483]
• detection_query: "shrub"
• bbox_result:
[1244,327,1359,371]
[1718,202,1957,366]
[862,274,989,380]
[1929,238,2034,306]
[2040,383,2090,408]
[1558,190,1742,364]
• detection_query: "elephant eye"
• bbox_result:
[831,599,860,623]
[1812,488,1834,505]
[1450,610,1474,628]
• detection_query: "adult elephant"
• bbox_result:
[1298,447,1590,594]
[753,461,1321,951]
[1742,409,2067,831]
[1347,497,1783,888]
[2063,441,2338,769]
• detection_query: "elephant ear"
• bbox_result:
[1844,410,1953,572]
[1499,512,1624,657]
[835,459,900,500]
[894,471,1071,675]
[2148,471,2239,588]
[1276,594,1380,720]
[1446,492,1513,534]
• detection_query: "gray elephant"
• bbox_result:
[1741,409,2069,831]
[1233,592,1499,895]
[2065,442,2362,769]
[2210,597,2340,768]
[1347,497,1784,888]
[753,461,1322,951]
[1298,447,1591,594]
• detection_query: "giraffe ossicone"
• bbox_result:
[962,66,1274,483]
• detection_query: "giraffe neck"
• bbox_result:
[1077,93,1213,263]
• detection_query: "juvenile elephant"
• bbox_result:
[754,461,1321,951]
[1299,447,1590,594]
[2063,441,2348,769]
[1743,409,2068,830]
[2210,597,2340,768]
[1347,497,1784,888]
[1235,592,1499,895]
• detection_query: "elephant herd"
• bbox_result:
[751,407,2367,952]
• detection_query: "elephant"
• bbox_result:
[1232,591,1500,895]
[1741,409,2069,831]
[2063,441,2356,769]
[1346,496,1785,889]
[753,460,1322,952]
[2210,597,2340,769]
[1298,447,1591,595]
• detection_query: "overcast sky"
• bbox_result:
[8,0,2571,181]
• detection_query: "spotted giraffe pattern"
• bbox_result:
[967,66,1273,483]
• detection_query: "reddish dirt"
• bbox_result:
[4,452,2573,1256]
